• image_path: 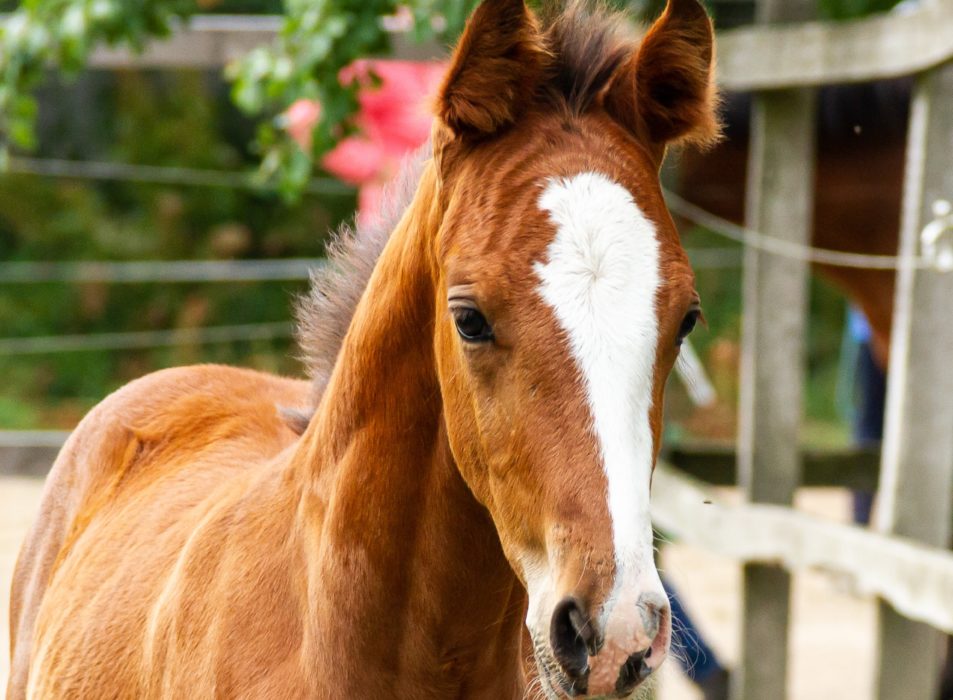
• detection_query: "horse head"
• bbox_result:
[428,0,717,696]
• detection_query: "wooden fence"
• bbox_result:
[673,1,953,699]
[4,2,953,698]
[0,432,67,478]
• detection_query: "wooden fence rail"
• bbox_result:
[0,431,68,478]
[718,0,953,89]
[652,463,953,637]
[87,15,281,69]
[5,0,952,86]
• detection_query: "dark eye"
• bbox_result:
[677,309,700,345]
[452,307,494,342]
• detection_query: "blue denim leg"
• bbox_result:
[664,577,723,683]
[851,341,885,525]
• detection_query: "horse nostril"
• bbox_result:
[637,591,667,640]
[550,597,595,682]
[616,649,653,694]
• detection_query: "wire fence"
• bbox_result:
[17,154,951,271]
[0,251,738,357]
[11,156,950,272]
[0,259,326,284]
[664,188,953,271]
[0,322,294,356]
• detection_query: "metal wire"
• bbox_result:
[0,322,294,355]
[663,187,934,270]
[0,259,325,284]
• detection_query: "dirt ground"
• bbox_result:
[1,477,875,697]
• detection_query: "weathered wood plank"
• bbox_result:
[718,0,953,90]
[87,15,282,69]
[0,431,68,477]
[665,444,880,491]
[734,1,816,697]
[872,56,953,700]
[651,463,953,636]
[81,14,442,69]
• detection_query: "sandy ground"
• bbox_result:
[1,477,875,697]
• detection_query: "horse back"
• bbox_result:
[7,364,310,699]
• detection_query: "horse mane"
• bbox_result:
[294,1,642,410]
[539,1,635,117]
[294,147,429,407]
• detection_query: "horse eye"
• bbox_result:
[677,310,700,345]
[452,307,494,342]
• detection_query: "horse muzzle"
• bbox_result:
[536,585,671,699]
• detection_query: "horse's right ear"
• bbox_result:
[436,0,550,137]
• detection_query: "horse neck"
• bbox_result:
[290,163,527,696]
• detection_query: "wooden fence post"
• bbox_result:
[734,1,816,698]
[873,58,953,700]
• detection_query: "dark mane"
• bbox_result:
[541,2,635,116]
[295,2,639,409]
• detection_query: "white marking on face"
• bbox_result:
[533,171,663,603]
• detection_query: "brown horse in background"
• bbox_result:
[677,79,910,365]
[7,1,720,698]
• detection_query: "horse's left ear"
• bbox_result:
[605,0,719,155]
[436,0,550,137]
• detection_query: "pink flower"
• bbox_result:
[338,60,446,158]
[285,99,322,151]
[285,59,447,226]
[322,137,386,185]
[330,60,446,224]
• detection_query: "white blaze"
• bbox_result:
[534,171,662,600]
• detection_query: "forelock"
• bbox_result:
[540,1,637,116]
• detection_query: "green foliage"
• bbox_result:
[677,224,852,442]
[0,0,481,197]
[227,0,479,196]
[0,71,355,426]
[0,0,195,161]
[818,0,903,20]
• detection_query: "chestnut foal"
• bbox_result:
[8,1,718,697]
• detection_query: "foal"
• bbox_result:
[8,1,718,698]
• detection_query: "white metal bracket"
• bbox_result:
[921,199,953,271]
